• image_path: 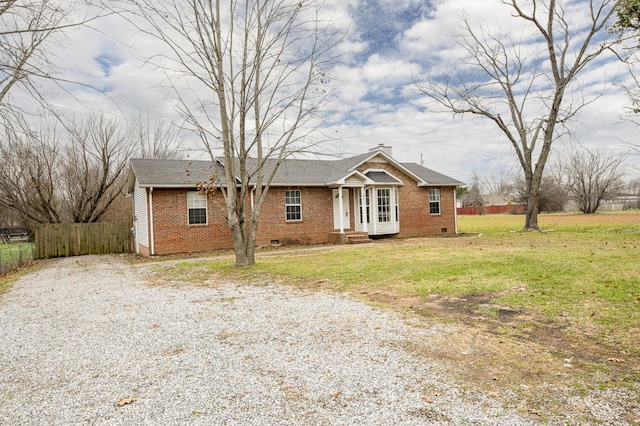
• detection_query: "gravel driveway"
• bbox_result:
[1,255,545,425]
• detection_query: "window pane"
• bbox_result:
[189,208,207,224]
[286,205,301,221]
[377,189,390,223]
[285,190,301,221]
[429,189,440,214]
[187,191,207,208]
[187,192,207,224]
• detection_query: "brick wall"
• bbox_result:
[149,162,457,255]
[256,187,336,246]
[151,189,233,255]
[150,187,338,254]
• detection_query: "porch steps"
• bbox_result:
[345,232,372,244]
[328,231,373,245]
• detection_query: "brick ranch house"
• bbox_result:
[127,145,462,256]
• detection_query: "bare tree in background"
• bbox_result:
[0,118,64,225]
[0,0,98,110]
[564,148,626,213]
[115,0,341,265]
[62,114,136,223]
[459,171,485,209]
[0,113,135,227]
[132,115,183,160]
[417,0,618,230]
[513,171,567,213]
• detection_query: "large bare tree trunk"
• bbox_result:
[524,174,541,230]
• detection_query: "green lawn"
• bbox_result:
[157,212,640,358]
[0,243,35,272]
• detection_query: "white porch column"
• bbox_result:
[360,187,368,233]
[338,186,345,233]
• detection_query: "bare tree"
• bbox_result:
[460,170,485,209]
[0,1,99,110]
[485,172,515,197]
[0,113,135,227]
[417,0,618,230]
[0,118,64,226]
[564,148,626,213]
[132,115,183,159]
[514,172,567,213]
[61,114,136,223]
[114,0,341,265]
[620,177,640,208]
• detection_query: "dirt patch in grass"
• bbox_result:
[363,289,639,421]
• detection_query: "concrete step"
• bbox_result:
[348,237,373,244]
[345,233,372,244]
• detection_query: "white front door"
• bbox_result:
[332,189,350,230]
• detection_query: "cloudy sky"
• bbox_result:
[31,0,640,184]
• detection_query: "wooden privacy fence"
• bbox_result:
[35,222,132,259]
[457,204,526,215]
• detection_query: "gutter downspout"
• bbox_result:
[149,187,155,255]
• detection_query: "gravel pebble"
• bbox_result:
[0,255,623,425]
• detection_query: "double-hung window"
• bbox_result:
[429,189,441,215]
[285,190,302,221]
[377,188,391,223]
[187,191,207,224]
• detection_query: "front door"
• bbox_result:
[332,189,350,230]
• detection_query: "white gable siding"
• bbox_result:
[133,180,149,251]
[345,176,362,185]
[368,154,388,164]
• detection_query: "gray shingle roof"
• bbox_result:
[128,159,223,191]
[365,171,400,183]
[128,151,461,192]
[401,162,464,186]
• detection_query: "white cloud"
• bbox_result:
[362,54,420,83]
[10,0,638,181]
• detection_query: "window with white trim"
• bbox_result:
[285,190,302,221]
[377,188,391,222]
[429,188,441,215]
[359,188,370,224]
[187,191,207,224]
